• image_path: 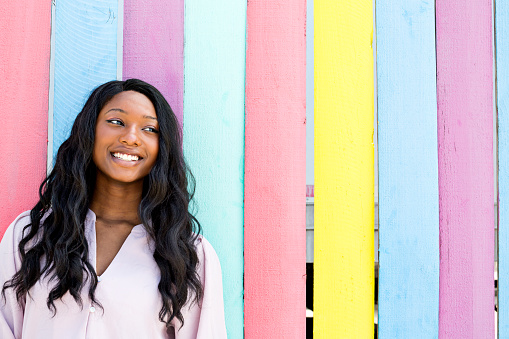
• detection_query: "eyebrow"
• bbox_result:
[106,108,158,120]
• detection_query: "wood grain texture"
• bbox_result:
[244,1,306,337]
[123,0,183,124]
[182,1,246,337]
[496,0,509,335]
[436,1,494,337]
[52,0,118,160]
[0,2,51,237]
[314,0,374,337]
[376,1,439,337]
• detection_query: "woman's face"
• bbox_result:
[93,90,159,184]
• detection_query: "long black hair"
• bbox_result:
[2,79,203,327]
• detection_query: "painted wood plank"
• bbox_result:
[123,0,183,124]
[376,1,439,337]
[436,1,494,337]
[306,0,314,193]
[182,1,246,337]
[496,0,509,335]
[0,2,51,237]
[52,0,118,159]
[244,0,306,337]
[314,0,374,337]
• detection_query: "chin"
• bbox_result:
[115,176,145,184]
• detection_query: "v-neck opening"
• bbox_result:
[95,230,129,279]
[87,209,143,278]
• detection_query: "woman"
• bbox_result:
[0,79,226,338]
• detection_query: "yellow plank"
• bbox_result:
[314,0,374,337]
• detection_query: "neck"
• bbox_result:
[89,174,144,226]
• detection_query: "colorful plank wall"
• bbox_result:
[1,0,506,338]
[377,0,439,336]
[0,0,306,338]
[313,0,496,337]
[314,0,375,337]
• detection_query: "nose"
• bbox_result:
[119,126,140,146]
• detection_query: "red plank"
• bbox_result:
[244,0,306,337]
[0,3,51,237]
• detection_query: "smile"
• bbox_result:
[112,152,141,161]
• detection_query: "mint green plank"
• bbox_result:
[183,1,246,337]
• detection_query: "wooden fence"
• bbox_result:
[0,0,507,337]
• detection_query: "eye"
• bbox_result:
[106,119,124,126]
[142,126,159,134]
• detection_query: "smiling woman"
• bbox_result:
[93,91,160,185]
[0,79,226,339]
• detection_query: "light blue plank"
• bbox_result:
[376,1,439,337]
[497,0,509,335]
[183,1,246,337]
[52,0,118,160]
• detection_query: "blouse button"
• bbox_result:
[90,306,96,313]
[98,276,102,282]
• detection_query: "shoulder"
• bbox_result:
[1,211,32,245]
[181,235,226,336]
[1,209,48,257]
[193,235,220,261]
[192,235,222,275]
[8,210,32,229]
[0,210,33,272]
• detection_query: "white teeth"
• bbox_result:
[113,152,139,161]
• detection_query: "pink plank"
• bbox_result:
[0,3,51,238]
[123,0,184,124]
[436,1,494,337]
[244,0,306,337]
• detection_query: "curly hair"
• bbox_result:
[2,79,203,328]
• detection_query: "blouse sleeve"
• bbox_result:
[0,212,30,339]
[175,236,227,339]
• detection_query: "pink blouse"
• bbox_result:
[0,210,227,339]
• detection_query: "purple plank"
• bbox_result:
[123,0,184,124]
[436,0,494,337]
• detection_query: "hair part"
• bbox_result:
[2,79,203,327]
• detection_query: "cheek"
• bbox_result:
[147,136,159,158]
[154,141,160,158]
[92,129,108,166]
[146,141,159,171]
[150,142,159,164]
[91,144,102,168]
